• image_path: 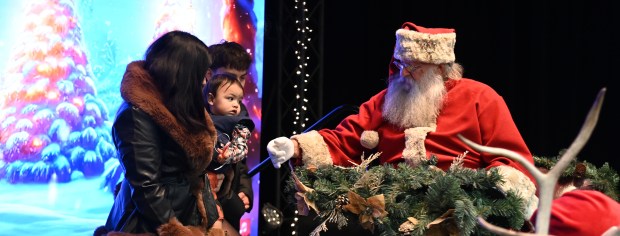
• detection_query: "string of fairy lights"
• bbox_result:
[261,1,311,234]
[291,0,309,234]
[291,0,312,135]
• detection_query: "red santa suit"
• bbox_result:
[292,78,537,215]
[291,21,537,215]
[294,78,531,175]
[530,190,620,236]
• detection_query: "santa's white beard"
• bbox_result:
[382,68,447,128]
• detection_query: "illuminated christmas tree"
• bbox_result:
[153,0,196,40]
[0,0,115,183]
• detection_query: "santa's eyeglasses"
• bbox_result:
[393,60,421,76]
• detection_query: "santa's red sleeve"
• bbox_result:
[472,84,534,181]
[291,90,387,167]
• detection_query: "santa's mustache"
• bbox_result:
[382,70,446,128]
[388,74,415,93]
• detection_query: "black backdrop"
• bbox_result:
[261,0,618,233]
[324,0,620,170]
[316,0,618,168]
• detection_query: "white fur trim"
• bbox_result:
[394,29,456,64]
[402,126,436,167]
[291,130,333,167]
[492,165,538,218]
[360,130,379,149]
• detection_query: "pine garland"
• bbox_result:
[534,154,620,201]
[285,153,526,235]
[284,152,620,235]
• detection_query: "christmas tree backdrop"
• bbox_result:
[0,0,115,184]
[153,0,197,41]
[0,0,265,235]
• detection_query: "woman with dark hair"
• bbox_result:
[95,31,223,236]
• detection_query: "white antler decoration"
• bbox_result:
[458,88,606,235]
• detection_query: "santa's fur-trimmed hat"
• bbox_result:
[393,22,456,65]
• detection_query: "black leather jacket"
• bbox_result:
[103,61,218,234]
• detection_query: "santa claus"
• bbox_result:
[268,21,538,216]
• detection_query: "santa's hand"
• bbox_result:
[267,137,295,169]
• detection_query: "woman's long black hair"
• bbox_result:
[144,30,211,133]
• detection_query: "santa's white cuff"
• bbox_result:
[492,165,538,218]
[292,130,333,167]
